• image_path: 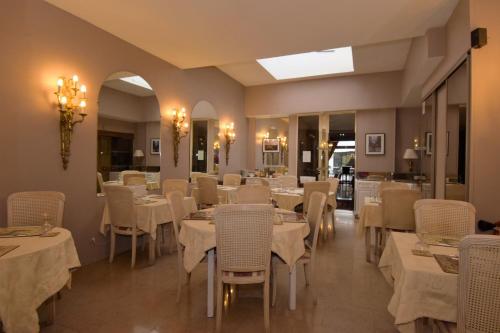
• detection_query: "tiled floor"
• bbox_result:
[42,211,398,333]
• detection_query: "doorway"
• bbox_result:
[328,113,355,210]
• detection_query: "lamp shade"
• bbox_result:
[403,148,418,160]
[133,149,144,157]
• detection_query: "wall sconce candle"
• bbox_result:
[171,107,189,167]
[221,122,236,165]
[54,74,88,169]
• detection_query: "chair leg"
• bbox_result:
[365,227,371,263]
[109,230,116,263]
[131,232,137,268]
[47,295,56,325]
[156,227,162,257]
[303,263,310,286]
[263,278,270,333]
[271,262,277,307]
[216,277,224,333]
[309,264,317,305]
[176,254,183,303]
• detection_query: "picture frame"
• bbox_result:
[262,138,280,152]
[151,138,160,155]
[365,133,385,155]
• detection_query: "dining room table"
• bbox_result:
[379,231,459,333]
[271,187,337,211]
[356,196,384,262]
[0,227,81,333]
[178,208,310,317]
[191,185,238,205]
[100,194,197,263]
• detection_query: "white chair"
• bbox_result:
[120,170,141,181]
[123,173,146,186]
[97,172,105,195]
[197,176,219,208]
[435,235,500,333]
[165,191,198,302]
[326,177,339,232]
[222,173,241,186]
[304,181,330,239]
[277,175,297,188]
[379,189,422,256]
[104,185,148,268]
[190,172,206,184]
[272,192,326,306]
[162,179,189,197]
[214,204,274,333]
[236,185,271,204]
[7,191,65,227]
[377,181,408,197]
[414,199,476,238]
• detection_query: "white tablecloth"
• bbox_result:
[100,195,197,239]
[0,228,81,333]
[179,208,310,272]
[379,232,458,333]
[356,197,383,237]
[191,186,238,205]
[104,181,159,192]
[271,188,337,212]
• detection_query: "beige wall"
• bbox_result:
[469,0,500,221]
[422,0,470,97]
[355,109,396,173]
[0,0,245,264]
[395,108,421,173]
[245,71,402,117]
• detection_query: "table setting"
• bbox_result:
[179,207,310,317]
[379,231,460,333]
[0,225,80,333]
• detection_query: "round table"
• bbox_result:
[178,208,309,317]
[0,227,80,333]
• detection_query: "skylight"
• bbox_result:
[119,75,152,90]
[257,46,354,80]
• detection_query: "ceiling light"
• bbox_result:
[119,76,152,90]
[257,46,354,80]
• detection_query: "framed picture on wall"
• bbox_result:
[365,133,385,155]
[151,138,160,155]
[262,138,280,152]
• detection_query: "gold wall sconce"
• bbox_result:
[54,75,87,170]
[171,108,189,167]
[221,122,236,165]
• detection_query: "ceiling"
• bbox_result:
[102,71,156,97]
[46,0,459,86]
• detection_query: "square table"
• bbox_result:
[379,232,458,333]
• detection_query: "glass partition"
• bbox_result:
[190,101,219,175]
[297,115,319,180]
[445,61,468,200]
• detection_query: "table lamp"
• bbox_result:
[134,149,145,170]
[403,148,418,173]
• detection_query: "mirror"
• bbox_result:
[298,115,319,179]
[97,71,160,184]
[190,101,219,175]
[255,117,289,176]
[445,61,468,200]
